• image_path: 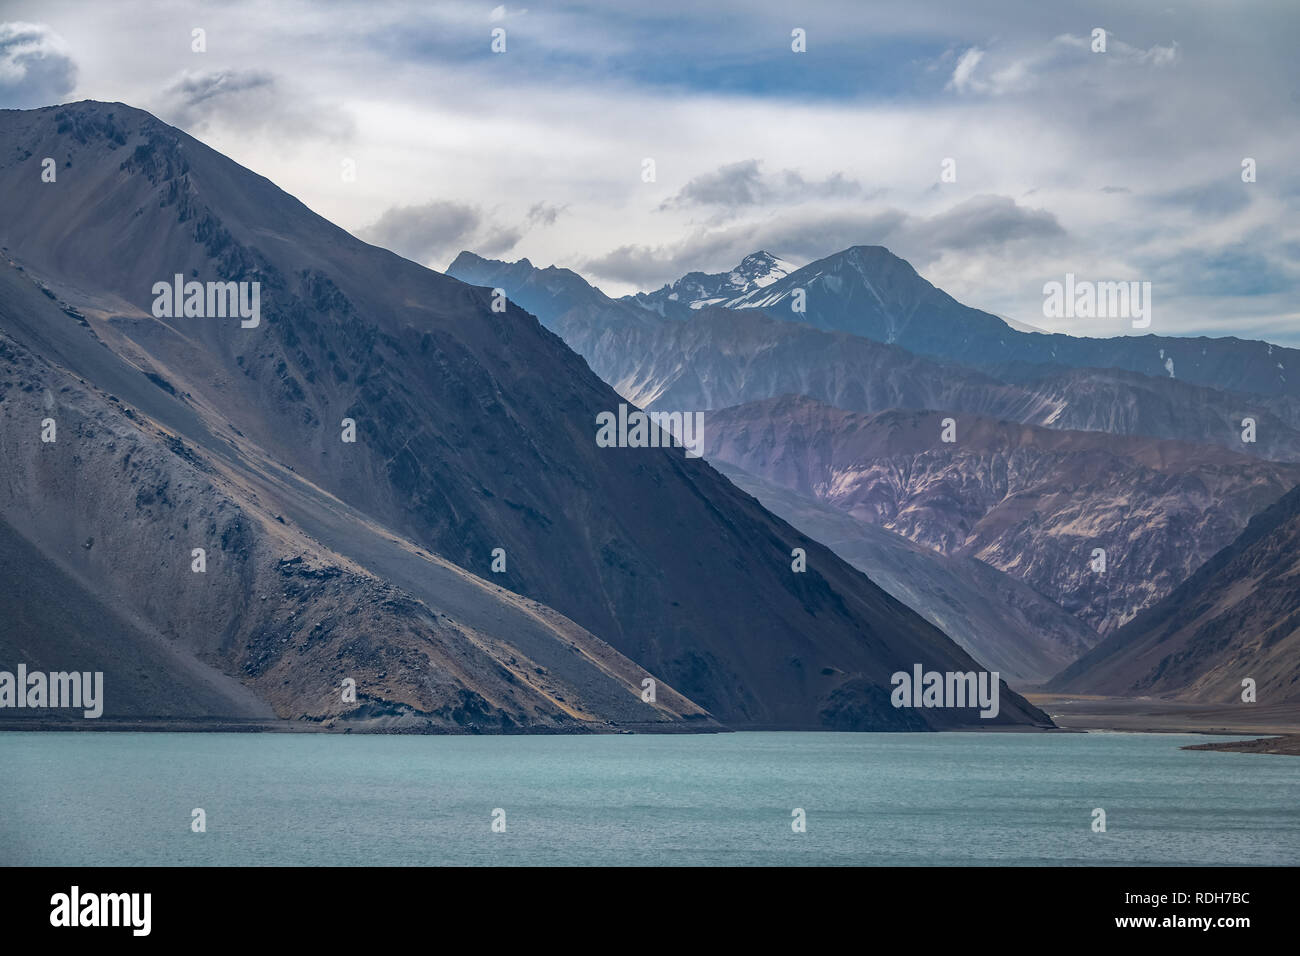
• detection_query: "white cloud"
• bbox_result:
[1,0,1295,340]
[947,47,984,92]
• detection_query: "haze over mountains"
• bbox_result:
[0,101,1054,731]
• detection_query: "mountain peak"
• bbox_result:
[631,250,798,311]
[731,250,797,289]
[838,244,916,272]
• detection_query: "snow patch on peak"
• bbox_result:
[736,251,798,289]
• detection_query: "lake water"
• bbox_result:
[1,731,1295,866]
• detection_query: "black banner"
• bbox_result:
[2,866,1281,942]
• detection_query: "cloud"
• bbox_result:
[664,159,766,207]
[526,201,565,227]
[946,33,1179,97]
[1055,32,1179,67]
[1148,181,1251,220]
[359,196,576,267]
[583,194,1063,288]
[476,224,525,257]
[19,0,1295,341]
[1147,242,1295,298]
[489,5,528,22]
[0,22,77,108]
[947,47,984,93]
[662,159,863,211]
[159,68,274,124]
[358,201,487,265]
[902,195,1065,252]
[154,68,353,141]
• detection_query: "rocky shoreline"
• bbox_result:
[1181,735,1300,756]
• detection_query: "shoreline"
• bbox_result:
[2,694,1296,746]
[1181,735,1300,755]
[1023,693,1300,754]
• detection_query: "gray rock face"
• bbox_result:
[0,292,712,732]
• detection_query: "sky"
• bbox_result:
[1,0,1297,342]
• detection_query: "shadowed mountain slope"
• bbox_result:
[711,461,1099,683]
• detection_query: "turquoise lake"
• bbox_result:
[1,731,1295,866]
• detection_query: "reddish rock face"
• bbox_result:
[1052,483,1300,707]
[705,396,1300,636]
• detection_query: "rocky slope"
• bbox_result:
[0,101,1050,731]
[704,396,1300,634]
[0,312,711,731]
[1050,483,1300,706]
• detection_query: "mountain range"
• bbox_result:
[0,101,1051,731]
[634,244,1300,401]
[449,245,1300,706]
[449,252,1300,462]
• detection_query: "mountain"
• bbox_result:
[697,244,1300,400]
[704,395,1300,634]
[0,264,711,732]
[0,101,1051,731]
[449,255,1300,461]
[1050,483,1300,706]
[446,251,655,332]
[627,251,798,318]
[712,461,1099,683]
